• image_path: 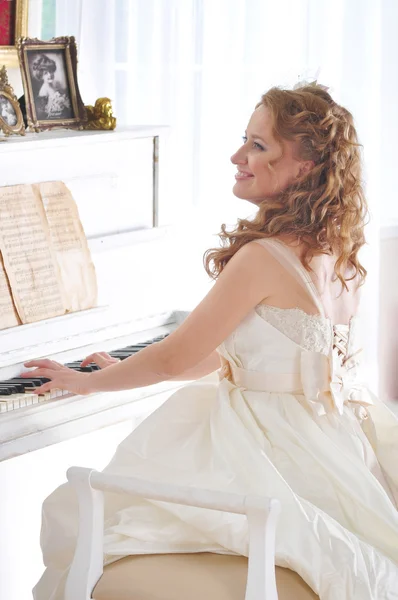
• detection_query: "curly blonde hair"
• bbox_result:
[204,84,369,291]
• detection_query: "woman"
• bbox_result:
[31,54,72,120]
[0,97,17,126]
[28,84,398,599]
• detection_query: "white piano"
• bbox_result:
[0,125,211,600]
[0,307,191,462]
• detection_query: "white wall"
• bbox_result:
[380,0,398,224]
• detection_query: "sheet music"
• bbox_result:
[0,184,66,324]
[38,181,97,311]
[0,252,20,330]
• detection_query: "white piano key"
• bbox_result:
[23,393,36,406]
[0,394,26,411]
[38,393,50,403]
[30,393,39,405]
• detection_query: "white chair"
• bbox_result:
[64,467,317,600]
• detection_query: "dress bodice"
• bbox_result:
[256,304,333,355]
[218,305,360,373]
[217,239,370,417]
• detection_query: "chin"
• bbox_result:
[232,187,262,206]
[233,183,251,200]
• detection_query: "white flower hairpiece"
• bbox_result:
[293,79,330,93]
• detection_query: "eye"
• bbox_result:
[242,136,265,151]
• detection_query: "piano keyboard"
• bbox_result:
[0,332,169,413]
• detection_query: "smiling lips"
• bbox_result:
[235,170,254,180]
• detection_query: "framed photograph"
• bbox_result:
[17,36,87,131]
[0,65,25,136]
[0,0,28,68]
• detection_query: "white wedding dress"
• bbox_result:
[34,239,398,600]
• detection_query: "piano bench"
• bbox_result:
[92,553,319,600]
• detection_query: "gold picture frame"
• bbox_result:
[0,0,29,68]
[0,65,25,135]
[17,36,87,132]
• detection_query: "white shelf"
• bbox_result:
[0,125,168,153]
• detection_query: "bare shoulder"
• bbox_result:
[219,239,281,275]
[218,239,285,293]
[155,240,280,374]
[234,238,286,263]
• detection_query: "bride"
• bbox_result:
[27,84,398,599]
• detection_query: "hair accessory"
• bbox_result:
[293,79,329,93]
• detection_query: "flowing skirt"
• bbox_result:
[34,379,398,600]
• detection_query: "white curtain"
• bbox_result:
[54,0,385,389]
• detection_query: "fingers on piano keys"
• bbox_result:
[0,334,168,413]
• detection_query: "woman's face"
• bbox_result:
[231,104,311,205]
[42,70,54,83]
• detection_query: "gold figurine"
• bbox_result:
[83,97,117,130]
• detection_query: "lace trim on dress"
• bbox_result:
[255,304,332,355]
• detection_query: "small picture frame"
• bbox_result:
[17,36,87,132]
[0,65,25,136]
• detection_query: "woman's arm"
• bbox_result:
[168,350,221,381]
[24,242,276,394]
[79,349,221,382]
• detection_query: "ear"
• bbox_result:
[298,160,314,177]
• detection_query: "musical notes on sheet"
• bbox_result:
[38,181,97,312]
[0,182,97,329]
[0,252,20,329]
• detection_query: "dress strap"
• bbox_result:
[253,238,327,319]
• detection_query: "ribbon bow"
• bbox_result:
[300,347,374,417]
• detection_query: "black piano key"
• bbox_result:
[0,383,24,393]
[5,378,43,389]
[0,378,49,394]
[114,347,145,354]
[123,344,149,350]
[65,362,95,372]
[0,381,24,389]
[0,386,19,395]
[109,352,133,360]
[114,344,147,352]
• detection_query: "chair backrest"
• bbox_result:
[64,466,281,600]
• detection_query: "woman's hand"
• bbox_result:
[22,359,94,396]
[22,353,120,395]
[81,352,120,369]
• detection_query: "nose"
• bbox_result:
[230,144,247,165]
